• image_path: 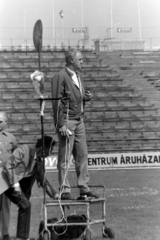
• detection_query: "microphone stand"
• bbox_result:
[39,96,61,203]
[33,20,70,207]
[33,20,48,205]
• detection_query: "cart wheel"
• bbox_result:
[43,231,49,240]
[84,228,92,240]
[102,226,115,239]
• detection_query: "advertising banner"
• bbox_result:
[45,152,160,171]
[117,28,132,33]
[72,28,87,33]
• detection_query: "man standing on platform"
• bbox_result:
[0,111,17,240]
[51,48,98,200]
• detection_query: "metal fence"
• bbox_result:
[0,27,90,50]
[0,27,160,51]
[97,27,160,51]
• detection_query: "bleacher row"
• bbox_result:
[1,49,160,153]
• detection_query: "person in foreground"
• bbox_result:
[3,135,58,240]
[51,48,99,200]
[0,111,17,240]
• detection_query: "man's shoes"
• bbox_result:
[80,191,99,199]
[3,235,16,240]
[60,192,72,200]
[53,193,59,200]
[3,235,11,240]
[16,238,32,240]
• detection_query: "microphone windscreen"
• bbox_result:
[30,70,45,97]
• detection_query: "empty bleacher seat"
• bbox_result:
[0,49,159,153]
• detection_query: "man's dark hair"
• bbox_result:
[36,135,55,149]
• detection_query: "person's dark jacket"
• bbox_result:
[51,67,89,128]
[3,144,57,198]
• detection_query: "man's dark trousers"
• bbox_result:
[4,174,36,239]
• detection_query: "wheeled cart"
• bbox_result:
[39,185,115,240]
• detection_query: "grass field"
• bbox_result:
[8,168,160,240]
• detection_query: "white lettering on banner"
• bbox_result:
[45,155,75,170]
[72,28,87,33]
[45,152,160,171]
[117,28,132,33]
[45,156,57,168]
[88,156,118,166]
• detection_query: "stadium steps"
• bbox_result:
[87,138,160,149]
[0,49,159,153]
[0,50,95,59]
[7,112,160,125]
[115,51,160,109]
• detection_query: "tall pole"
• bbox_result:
[137,0,142,40]
[113,22,120,38]
[61,17,64,46]
[52,0,55,44]
[80,0,84,27]
[111,0,113,39]
[59,10,64,47]
[33,19,45,202]
[24,10,27,46]
[80,0,84,40]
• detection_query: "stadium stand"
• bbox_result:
[0,49,160,153]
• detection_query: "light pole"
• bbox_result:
[106,28,112,40]
[24,10,27,47]
[59,10,64,46]
[52,0,55,44]
[106,23,120,40]
[80,0,84,40]
[110,0,113,38]
[113,22,120,38]
[137,0,142,40]
[80,0,84,28]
